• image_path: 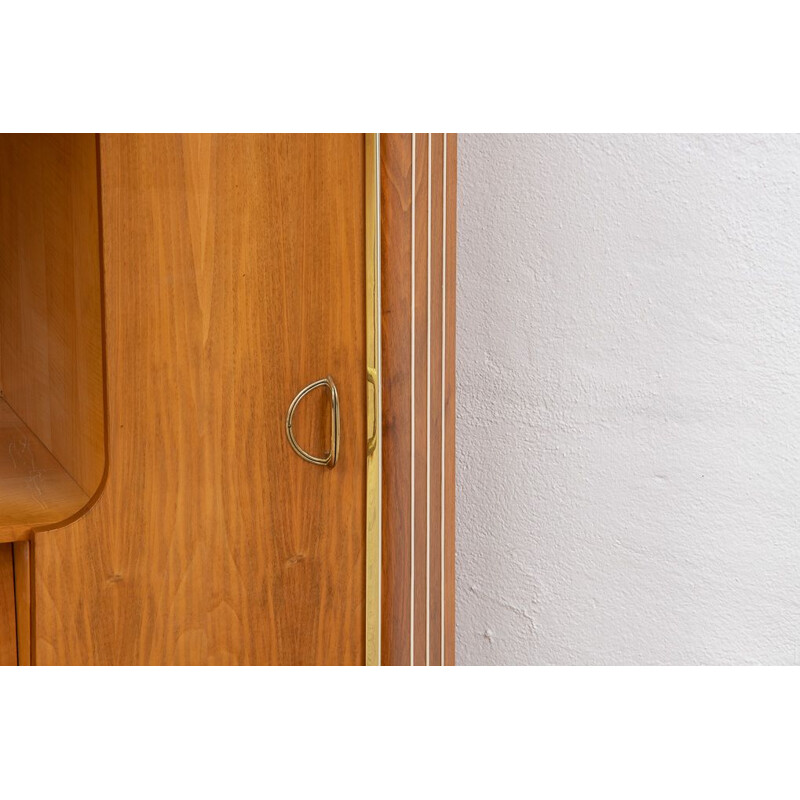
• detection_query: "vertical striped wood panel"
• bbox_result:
[380,133,456,665]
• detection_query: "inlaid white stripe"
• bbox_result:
[410,134,416,666]
[441,133,447,665]
[426,133,432,667]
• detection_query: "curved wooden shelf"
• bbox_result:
[0,398,89,543]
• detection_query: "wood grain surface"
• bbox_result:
[380,134,456,665]
[13,542,31,665]
[33,134,366,664]
[0,398,89,543]
[0,134,105,497]
[0,544,16,664]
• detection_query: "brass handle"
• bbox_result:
[285,376,340,468]
[366,368,378,455]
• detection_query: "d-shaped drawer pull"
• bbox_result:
[285,376,340,468]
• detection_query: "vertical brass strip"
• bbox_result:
[365,133,382,666]
[426,133,432,666]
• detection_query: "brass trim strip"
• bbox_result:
[426,132,432,666]
[365,133,382,666]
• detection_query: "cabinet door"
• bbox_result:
[33,135,366,664]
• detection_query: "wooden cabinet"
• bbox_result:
[0,133,455,665]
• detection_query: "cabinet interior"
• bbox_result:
[0,133,105,539]
[0,133,106,662]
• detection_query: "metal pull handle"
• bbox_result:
[285,375,340,468]
[366,368,378,455]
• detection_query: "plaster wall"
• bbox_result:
[457,134,800,664]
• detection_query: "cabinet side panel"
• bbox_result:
[381,134,456,665]
[379,134,413,666]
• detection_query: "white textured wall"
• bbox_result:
[456,134,800,665]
